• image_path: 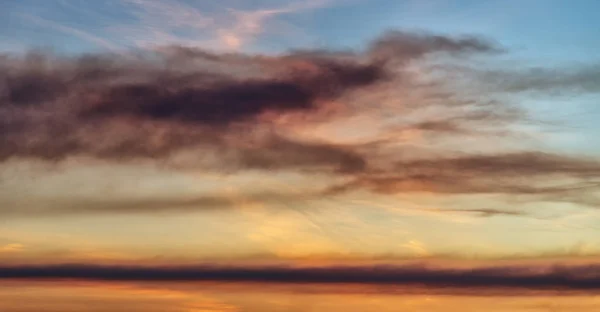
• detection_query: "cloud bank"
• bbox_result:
[1,263,600,290]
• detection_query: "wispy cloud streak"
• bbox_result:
[18,14,120,52]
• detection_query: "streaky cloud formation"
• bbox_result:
[1,29,600,217]
[0,191,315,218]
[328,152,600,195]
[475,65,600,94]
[1,263,600,290]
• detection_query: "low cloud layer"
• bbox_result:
[1,263,599,290]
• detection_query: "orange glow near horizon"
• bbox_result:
[1,281,599,312]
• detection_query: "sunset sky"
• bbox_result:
[1,0,600,311]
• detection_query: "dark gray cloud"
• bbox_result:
[0,30,498,168]
[82,60,386,124]
[367,30,502,63]
[1,263,599,290]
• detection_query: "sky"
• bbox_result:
[1,0,600,311]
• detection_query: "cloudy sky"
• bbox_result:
[1,0,600,311]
